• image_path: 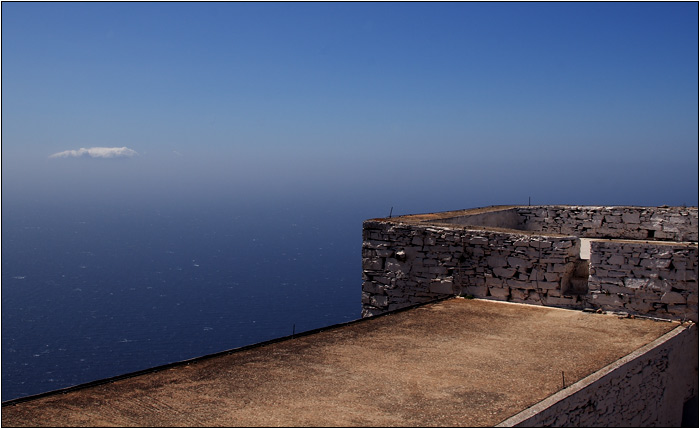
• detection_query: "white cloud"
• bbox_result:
[50,147,138,159]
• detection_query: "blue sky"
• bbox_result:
[2,2,698,210]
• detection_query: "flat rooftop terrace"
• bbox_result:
[1,298,679,427]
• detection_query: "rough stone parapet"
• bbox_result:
[516,206,698,242]
[362,205,699,321]
[588,241,698,322]
[362,220,583,317]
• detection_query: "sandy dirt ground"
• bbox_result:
[2,298,677,427]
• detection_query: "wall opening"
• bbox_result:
[682,395,699,427]
[562,259,590,295]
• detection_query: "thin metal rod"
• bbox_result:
[562,371,565,389]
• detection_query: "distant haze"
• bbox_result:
[2,2,698,210]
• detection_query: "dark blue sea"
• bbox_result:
[1,196,378,401]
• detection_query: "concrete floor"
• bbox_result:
[1,298,677,427]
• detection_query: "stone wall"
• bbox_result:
[516,206,698,242]
[588,240,699,322]
[437,208,524,230]
[362,205,699,321]
[497,323,698,427]
[362,220,583,317]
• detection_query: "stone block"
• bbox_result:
[508,257,532,269]
[546,289,563,297]
[529,268,545,282]
[544,296,578,306]
[553,240,573,249]
[429,279,454,294]
[653,231,675,240]
[510,289,529,300]
[604,215,622,223]
[363,258,384,271]
[588,292,625,307]
[361,292,372,305]
[485,277,503,287]
[538,281,560,290]
[624,278,649,289]
[387,302,410,312]
[362,282,380,294]
[641,258,671,269]
[428,266,448,275]
[666,270,690,282]
[671,260,688,271]
[607,254,625,265]
[622,212,641,224]
[662,224,680,233]
[462,285,488,297]
[362,307,383,318]
[660,291,686,304]
[607,270,628,278]
[647,278,671,292]
[656,249,673,259]
[544,272,560,282]
[593,277,623,286]
[550,264,568,273]
[362,248,376,258]
[506,279,530,289]
[633,290,662,301]
[375,249,394,258]
[601,284,634,295]
[541,257,568,264]
[370,295,388,308]
[470,247,485,257]
[583,219,603,228]
[589,253,603,265]
[488,287,510,299]
[486,255,508,267]
[529,240,553,249]
[493,267,517,278]
[411,236,424,246]
[471,276,486,286]
[666,304,691,316]
[363,240,391,250]
[469,237,489,245]
[374,276,391,285]
[385,259,408,273]
[625,300,655,314]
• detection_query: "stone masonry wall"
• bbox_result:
[516,206,698,242]
[362,206,699,320]
[498,323,698,427]
[588,241,699,322]
[362,220,582,317]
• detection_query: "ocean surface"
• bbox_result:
[1,197,374,401]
